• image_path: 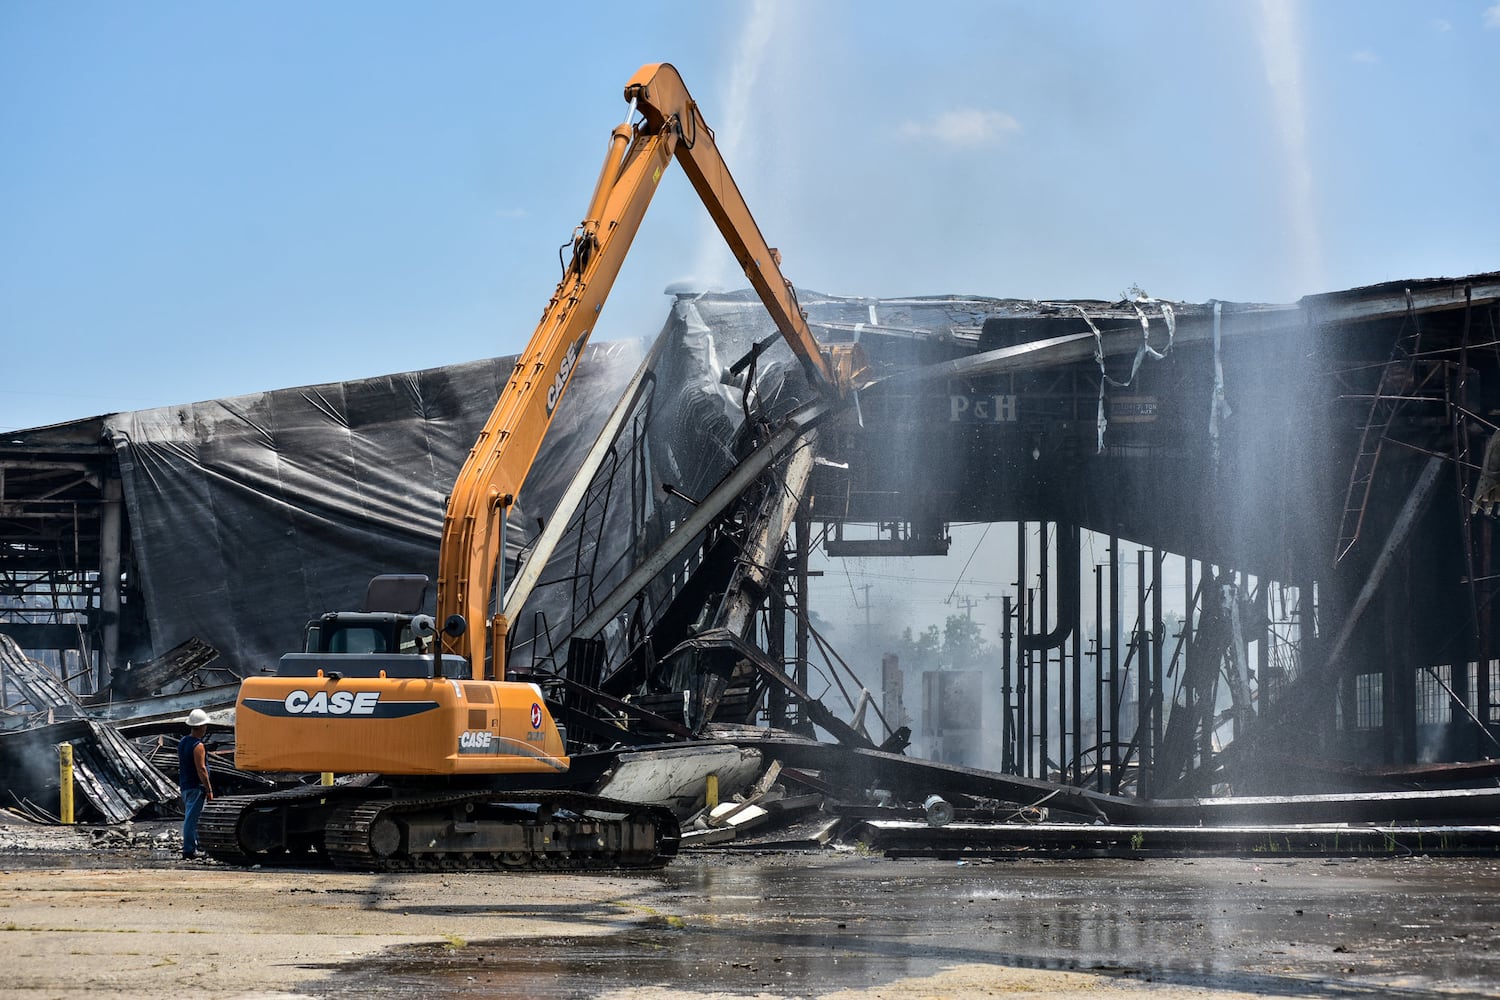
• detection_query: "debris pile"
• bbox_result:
[0,635,244,825]
[1,634,87,730]
[108,637,235,700]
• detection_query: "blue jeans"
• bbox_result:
[182,787,206,858]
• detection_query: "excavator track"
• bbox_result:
[203,786,679,872]
[201,784,345,867]
[325,790,679,872]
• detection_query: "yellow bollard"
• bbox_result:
[58,743,74,825]
[705,773,719,810]
[320,771,334,787]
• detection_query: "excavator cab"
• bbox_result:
[280,611,470,680]
[276,575,470,680]
[233,574,561,775]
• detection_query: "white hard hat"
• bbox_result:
[185,709,211,727]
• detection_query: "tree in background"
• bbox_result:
[897,614,997,672]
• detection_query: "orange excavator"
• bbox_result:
[201,64,859,870]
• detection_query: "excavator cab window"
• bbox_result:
[326,626,390,654]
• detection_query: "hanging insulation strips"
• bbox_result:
[1209,301,1232,469]
[1078,300,1176,452]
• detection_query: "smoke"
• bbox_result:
[1252,0,1325,295]
[691,0,783,292]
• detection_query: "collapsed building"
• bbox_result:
[3,274,1500,854]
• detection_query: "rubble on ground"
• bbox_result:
[0,636,258,825]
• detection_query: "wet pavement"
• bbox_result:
[348,851,1500,998]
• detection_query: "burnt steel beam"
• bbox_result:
[857,820,1500,858]
[713,433,817,635]
[89,682,241,724]
[1301,275,1500,324]
[661,629,874,749]
[1324,455,1445,668]
[823,537,951,557]
[870,278,1500,393]
[0,622,93,650]
[553,704,674,749]
[0,505,104,516]
[723,734,1128,821]
[548,674,693,739]
[564,397,835,647]
[0,459,103,483]
[712,734,1500,827]
[1144,787,1500,826]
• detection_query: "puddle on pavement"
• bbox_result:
[338,854,1500,998]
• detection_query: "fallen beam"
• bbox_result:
[715,734,1500,828]
[565,396,836,649]
[855,820,1500,858]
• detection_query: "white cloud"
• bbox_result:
[898,109,1021,148]
[1486,4,1500,29]
[1350,49,1378,64]
[1432,17,1452,32]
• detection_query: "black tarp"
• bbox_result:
[97,291,1003,677]
[105,342,644,675]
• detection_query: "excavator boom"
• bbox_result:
[626,63,843,397]
[438,62,853,679]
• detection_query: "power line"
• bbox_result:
[827,567,1011,587]
[944,522,992,605]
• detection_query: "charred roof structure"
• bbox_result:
[3,274,1500,822]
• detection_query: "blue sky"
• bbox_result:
[2,1,1497,432]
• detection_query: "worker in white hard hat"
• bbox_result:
[177,708,214,860]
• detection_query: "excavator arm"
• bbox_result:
[624,63,854,396]
[437,62,858,679]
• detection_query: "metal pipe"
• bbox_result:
[1016,521,1028,776]
[1136,553,1150,796]
[1039,523,1050,778]
[1094,563,1104,792]
[1109,534,1121,794]
[1001,594,1014,774]
[1152,548,1164,790]
[1070,556,1083,787]
[1022,524,1079,651]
